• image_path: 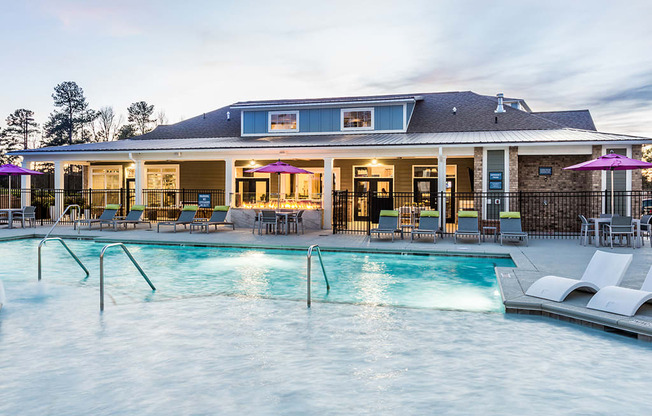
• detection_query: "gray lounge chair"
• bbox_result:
[499,212,528,246]
[101,205,151,231]
[370,210,401,242]
[190,206,235,233]
[157,205,198,233]
[454,211,480,244]
[411,210,439,243]
[75,204,120,230]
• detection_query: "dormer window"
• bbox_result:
[268,111,299,132]
[341,108,374,130]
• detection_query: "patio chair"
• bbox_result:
[587,264,652,317]
[411,210,439,243]
[74,204,120,230]
[370,210,400,242]
[251,209,261,234]
[454,211,480,244]
[101,205,151,231]
[604,216,635,249]
[579,215,595,246]
[287,210,305,234]
[157,205,198,233]
[12,206,36,228]
[499,212,528,246]
[525,250,632,302]
[258,210,279,235]
[189,206,235,233]
[638,215,652,247]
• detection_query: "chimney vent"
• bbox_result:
[494,93,506,114]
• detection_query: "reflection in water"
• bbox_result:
[355,258,393,305]
[234,253,270,297]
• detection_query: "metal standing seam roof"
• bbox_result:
[11,129,651,155]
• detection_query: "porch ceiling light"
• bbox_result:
[371,158,378,165]
[249,159,256,166]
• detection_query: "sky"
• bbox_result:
[1,0,652,137]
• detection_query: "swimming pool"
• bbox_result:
[0,238,513,312]
[1,238,651,415]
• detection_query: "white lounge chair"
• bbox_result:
[586,266,652,316]
[525,250,633,302]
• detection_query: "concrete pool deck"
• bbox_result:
[2,224,651,340]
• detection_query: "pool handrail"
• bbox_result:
[306,244,330,308]
[38,237,90,281]
[99,243,155,311]
[43,204,82,240]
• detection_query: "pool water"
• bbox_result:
[1,238,651,415]
[0,239,513,312]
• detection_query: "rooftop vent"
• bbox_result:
[452,107,457,115]
[494,93,506,114]
[226,111,231,121]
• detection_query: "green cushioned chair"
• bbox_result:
[190,206,235,234]
[499,212,528,246]
[74,204,121,231]
[101,205,152,231]
[455,211,481,244]
[370,210,401,242]
[157,205,199,233]
[411,211,440,244]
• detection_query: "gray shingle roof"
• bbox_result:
[13,129,650,155]
[530,110,597,131]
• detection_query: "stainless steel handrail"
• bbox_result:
[306,244,330,307]
[43,204,82,240]
[99,243,155,311]
[37,237,90,281]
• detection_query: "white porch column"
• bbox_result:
[54,161,64,218]
[224,158,235,206]
[437,151,447,231]
[21,159,32,207]
[322,157,333,229]
[134,160,146,205]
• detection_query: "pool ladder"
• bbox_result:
[100,243,156,311]
[306,244,330,307]
[38,237,90,281]
[43,204,82,239]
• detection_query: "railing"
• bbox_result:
[332,190,652,238]
[37,237,90,281]
[99,243,155,311]
[43,204,81,239]
[306,244,330,307]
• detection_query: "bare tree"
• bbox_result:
[156,109,168,126]
[96,106,119,141]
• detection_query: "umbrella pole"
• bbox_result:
[611,169,614,215]
[8,174,11,210]
[278,173,281,209]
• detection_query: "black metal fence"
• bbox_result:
[332,190,652,238]
[0,188,225,224]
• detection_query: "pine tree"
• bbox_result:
[5,109,39,150]
[127,101,155,135]
[43,81,97,146]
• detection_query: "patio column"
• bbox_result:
[224,157,235,206]
[21,159,32,207]
[438,152,447,232]
[323,157,333,229]
[54,160,64,218]
[134,160,146,205]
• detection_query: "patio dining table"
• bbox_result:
[0,208,23,229]
[589,217,641,248]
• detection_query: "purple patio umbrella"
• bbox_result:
[0,164,43,209]
[246,160,313,208]
[564,152,652,214]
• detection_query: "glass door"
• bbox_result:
[354,178,394,222]
[413,178,438,209]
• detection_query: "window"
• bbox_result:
[341,108,374,130]
[413,166,437,178]
[268,111,299,132]
[90,166,122,206]
[145,165,179,207]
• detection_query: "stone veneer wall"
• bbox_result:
[509,147,518,193]
[590,145,602,191]
[632,144,643,191]
[473,147,483,217]
[518,155,593,192]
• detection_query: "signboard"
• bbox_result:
[539,166,553,176]
[489,181,503,190]
[489,172,503,180]
[198,193,212,208]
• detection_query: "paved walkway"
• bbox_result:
[2,224,652,338]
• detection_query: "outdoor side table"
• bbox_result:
[482,226,497,242]
[400,224,414,239]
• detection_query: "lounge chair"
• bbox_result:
[454,211,480,244]
[189,206,235,233]
[370,210,401,242]
[587,265,652,316]
[100,205,151,231]
[499,212,528,246]
[411,210,439,243]
[525,250,632,302]
[157,205,198,233]
[74,204,120,230]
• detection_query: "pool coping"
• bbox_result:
[495,266,652,342]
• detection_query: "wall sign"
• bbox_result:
[489,181,503,190]
[489,172,503,180]
[198,193,212,208]
[539,167,553,176]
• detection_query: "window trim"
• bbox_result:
[267,110,300,133]
[341,107,375,131]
